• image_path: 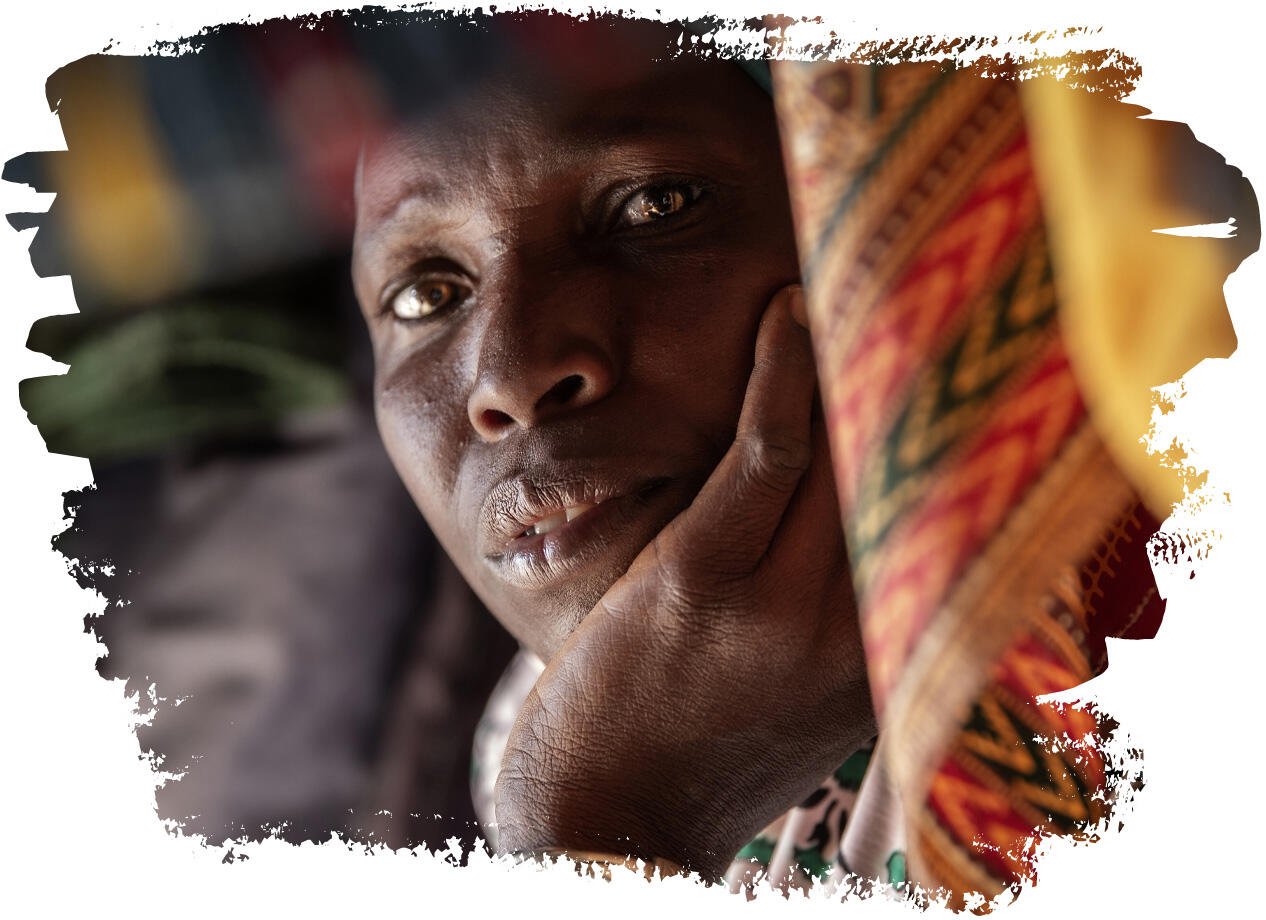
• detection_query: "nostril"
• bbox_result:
[540,374,585,409]
[471,370,603,439]
[479,407,515,433]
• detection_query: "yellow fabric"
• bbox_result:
[1020,78,1243,516]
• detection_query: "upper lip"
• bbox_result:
[479,470,665,556]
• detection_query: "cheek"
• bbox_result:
[629,261,774,451]
[373,341,471,531]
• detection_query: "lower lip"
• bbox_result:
[485,480,673,591]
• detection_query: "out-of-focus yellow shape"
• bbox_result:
[1020,77,1245,516]
[49,57,199,304]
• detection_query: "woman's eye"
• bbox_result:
[389,279,466,321]
[619,182,704,228]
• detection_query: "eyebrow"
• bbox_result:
[561,109,712,147]
[559,67,739,148]
[355,174,470,256]
[357,68,755,242]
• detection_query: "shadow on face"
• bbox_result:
[352,16,801,660]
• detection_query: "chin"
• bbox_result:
[496,553,643,663]
[475,480,699,660]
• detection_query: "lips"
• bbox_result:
[479,473,676,591]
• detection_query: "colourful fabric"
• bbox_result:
[769,58,1217,904]
[726,739,905,896]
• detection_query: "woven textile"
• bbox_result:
[770,61,1169,902]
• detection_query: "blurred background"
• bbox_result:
[0,9,586,850]
[7,5,1257,863]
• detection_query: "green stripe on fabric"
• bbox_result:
[803,65,955,285]
[793,845,833,882]
[887,850,907,885]
[735,59,773,95]
[834,745,874,789]
[846,234,1055,564]
[734,836,775,867]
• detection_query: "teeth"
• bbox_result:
[530,511,567,536]
[522,502,600,537]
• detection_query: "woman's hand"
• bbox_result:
[493,285,875,879]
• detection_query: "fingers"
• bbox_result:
[766,401,851,589]
[657,284,817,579]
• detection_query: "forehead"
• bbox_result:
[353,49,769,239]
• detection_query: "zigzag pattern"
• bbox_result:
[922,628,1116,887]
[801,64,961,282]
[925,760,1036,885]
[918,542,1154,891]
[776,60,1168,900]
[860,345,1085,696]
[781,65,920,254]
[809,74,1021,365]
[824,137,1041,504]
[961,693,1097,829]
[846,227,1058,567]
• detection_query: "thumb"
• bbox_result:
[655,284,816,578]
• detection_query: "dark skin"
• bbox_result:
[352,20,874,880]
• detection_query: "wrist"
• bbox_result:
[493,771,735,881]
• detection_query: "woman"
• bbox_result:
[352,13,1246,903]
[351,18,881,887]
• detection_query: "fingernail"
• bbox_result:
[787,285,809,329]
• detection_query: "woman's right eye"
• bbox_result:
[614,180,708,230]
[388,278,468,321]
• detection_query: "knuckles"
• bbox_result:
[643,533,754,620]
[738,428,812,496]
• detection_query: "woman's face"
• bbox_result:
[352,29,801,660]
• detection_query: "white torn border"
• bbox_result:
[2,1,1263,919]
[1154,218,1239,238]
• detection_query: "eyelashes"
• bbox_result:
[379,175,714,324]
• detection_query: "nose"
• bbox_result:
[466,276,619,442]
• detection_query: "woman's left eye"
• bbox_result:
[389,278,468,321]
[618,182,705,228]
